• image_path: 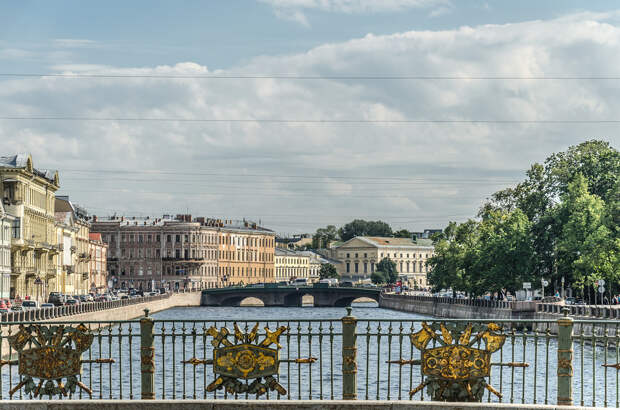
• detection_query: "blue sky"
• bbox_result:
[2,0,619,71]
[1,1,620,233]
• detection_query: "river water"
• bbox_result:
[1,303,618,407]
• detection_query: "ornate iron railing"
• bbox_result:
[0,309,617,406]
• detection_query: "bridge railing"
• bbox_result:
[0,310,617,406]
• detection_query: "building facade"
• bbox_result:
[330,236,434,288]
[0,154,60,301]
[91,215,223,291]
[274,248,310,282]
[217,220,275,286]
[0,203,14,299]
[88,233,108,292]
[55,197,94,295]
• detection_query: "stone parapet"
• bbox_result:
[0,400,603,409]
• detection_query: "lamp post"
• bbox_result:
[561,276,565,300]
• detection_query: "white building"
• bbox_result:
[330,236,434,288]
[0,202,13,299]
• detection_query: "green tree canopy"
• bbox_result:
[338,220,393,241]
[394,229,412,238]
[370,271,386,285]
[430,140,618,299]
[376,257,398,284]
[312,225,339,249]
[319,263,339,280]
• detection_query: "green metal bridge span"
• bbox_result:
[200,286,381,307]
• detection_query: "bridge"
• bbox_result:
[200,285,381,307]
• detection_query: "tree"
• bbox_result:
[312,225,338,249]
[338,219,392,241]
[370,271,386,285]
[473,209,535,296]
[394,229,412,238]
[555,174,619,297]
[319,263,339,280]
[376,257,398,284]
[427,220,480,295]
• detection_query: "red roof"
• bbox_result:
[89,233,102,241]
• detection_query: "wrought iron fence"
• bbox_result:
[0,308,617,406]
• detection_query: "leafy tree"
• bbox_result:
[473,209,534,296]
[555,174,619,296]
[427,220,480,295]
[376,257,398,284]
[394,229,412,238]
[319,263,339,280]
[312,225,339,248]
[370,271,386,285]
[338,219,392,241]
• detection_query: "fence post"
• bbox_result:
[140,308,155,399]
[341,306,357,400]
[557,307,573,406]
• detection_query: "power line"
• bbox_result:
[59,169,520,182]
[2,116,619,124]
[2,73,620,80]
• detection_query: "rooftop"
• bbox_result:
[0,153,58,185]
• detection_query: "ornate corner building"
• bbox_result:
[0,154,60,300]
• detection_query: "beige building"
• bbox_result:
[330,236,434,288]
[274,248,310,282]
[0,154,60,300]
[88,233,108,292]
[218,220,275,286]
[92,215,224,291]
[55,196,94,295]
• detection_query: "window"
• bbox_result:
[364,253,367,258]
[138,235,143,243]
[355,253,358,258]
[346,253,350,258]
[354,263,358,273]
[346,262,350,273]
[175,235,180,243]
[167,235,171,243]
[364,262,367,273]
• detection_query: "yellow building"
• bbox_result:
[218,220,275,286]
[0,154,60,301]
[55,196,93,295]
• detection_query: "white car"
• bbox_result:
[21,300,39,310]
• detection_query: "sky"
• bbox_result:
[1,1,620,235]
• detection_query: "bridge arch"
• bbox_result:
[220,295,267,307]
[333,294,380,308]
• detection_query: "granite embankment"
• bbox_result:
[378,294,620,335]
[378,294,529,320]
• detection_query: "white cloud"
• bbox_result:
[260,0,450,25]
[1,13,619,232]
[52,39,98,48]
[260,0,447,13]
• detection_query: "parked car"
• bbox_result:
[149,291,158,297]
[48,292,66,306]
[3,299,12,309]
[0,308,9,315]
[21,300,39,310]
[65,298,79,305]
[40,303,54,309]
[341,281,354,288]
[120,295,129,300]
[11,306,23,312]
